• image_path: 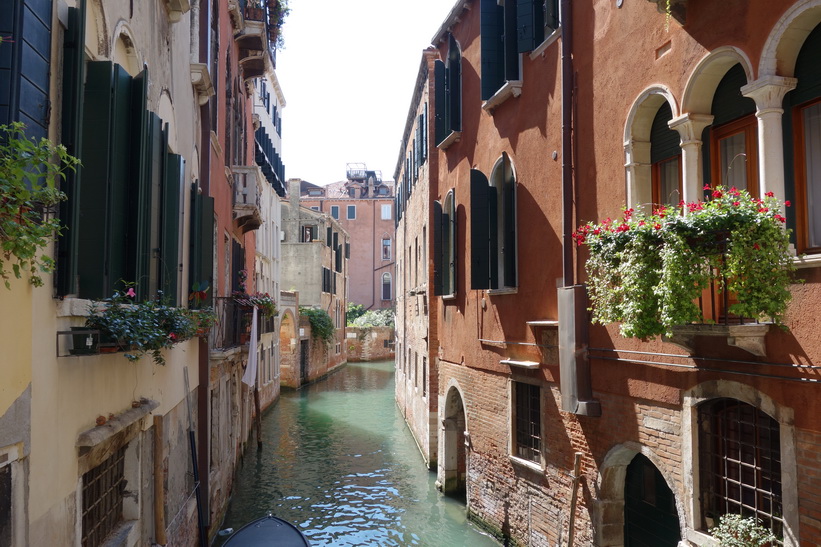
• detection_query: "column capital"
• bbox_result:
[741,75,797,111]
[669,113,714,143]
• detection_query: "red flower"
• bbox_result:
[774,214,786,223]
[785,200,791,207]
[759,207,769,213]
[703,184,711,190]
[732,201,740,207]
[126,287,136,298]
[712,189,723,198]
[765,191,775,198]
[168,332,177,340]
[753,243,761,250]
[616,223,630,233]
[653,223,662,230]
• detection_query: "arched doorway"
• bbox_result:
[624,454,681,547]
[439,386,467,500]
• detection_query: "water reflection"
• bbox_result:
[217,361,499,546]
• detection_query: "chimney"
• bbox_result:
[288,178,301,216]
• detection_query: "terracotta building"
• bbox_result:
[299,166,396,310]
[397,0,821,546]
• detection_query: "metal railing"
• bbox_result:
[211,297,251,350]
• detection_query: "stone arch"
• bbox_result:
[279,309,296,354]
[681,46,755,115]
[438,379,468,500]
[111,22,141,77]
[623,85,679,211]
[596,442,686,547]
[85,0,109,58]
[759,0,821,78]
[682,380,799,547]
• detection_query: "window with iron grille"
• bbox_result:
[698,399,783,543]
[81,445,127,547]
[513,382,541,464]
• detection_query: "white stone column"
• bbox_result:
[669,113,714,207]
[624,139,652,214]
[741,75,797,210]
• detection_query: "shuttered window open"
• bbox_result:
[480,0,505,100]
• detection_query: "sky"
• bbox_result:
[274,0,455,186]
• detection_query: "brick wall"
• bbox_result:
[346,326,395,362]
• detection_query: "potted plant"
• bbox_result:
[86,283,197,365]
[0,122,79,289]
[573,186,796,339]
[233,291,278,318]
[710,514,777,547]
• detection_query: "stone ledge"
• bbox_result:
[77,399,159,450]
[664,323,771,357]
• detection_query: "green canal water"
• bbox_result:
[216,360,499,547]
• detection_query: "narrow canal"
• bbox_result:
[216,360,499,546]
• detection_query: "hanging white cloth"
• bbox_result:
[242,306,259,387]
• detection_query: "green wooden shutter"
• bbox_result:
[470,169,492,289]
[481,0,505,100]
[448,35,462,132]
[711,63,756,127]
[345,242,350,259]
[161,153,184,304]
[129,70,151,299]
[504,0,520,81]
[326,226,332,246]
[545,0,559,32]
[57,2,86,296]
[189,191,214,309]
[517,0,543,53]
[488,186,499,290]
[650,101,680,164]
[434,59,446,145]
[503,178,517,287]
[433,200,443,295]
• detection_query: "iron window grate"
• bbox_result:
[81,445,127,547]
[699,399,783,543]
[515,382,542,463]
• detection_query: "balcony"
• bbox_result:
[210,297,251,350]
[235,4,267,53]
[231,165,263,233]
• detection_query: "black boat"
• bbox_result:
[222,515,311,546]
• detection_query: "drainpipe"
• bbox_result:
[558,0,600,417]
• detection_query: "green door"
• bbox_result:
[624,454,681,547]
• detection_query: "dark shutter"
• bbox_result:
[711,63,756,127]
[503,178,517,287]
[326,226,332,246]
[449,199,457,294]
[448,35,462,132]
[189,190,214,309]
[470,169,492,289]
[488,187,499,290]
[345,242,350,259]
[433,200,444,295]
[481,0,505,100]
[650,102,680,164]
[504,0,520,81]
[434,59,446,145]
[517,0,543,53]
[57,3,87,296]
[161,153,184,304]
[128,70,152,300]
[545,0,559,32]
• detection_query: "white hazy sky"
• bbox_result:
[275,0,455,185]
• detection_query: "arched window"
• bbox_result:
[381,273,392,301]
[434,34,462,147]
[698,398,782,540]
[433,190,457,297]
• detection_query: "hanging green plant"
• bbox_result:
[0,122,79,288]
[573,186,796,339]
[710,514,777,547]
[299,306,335,344]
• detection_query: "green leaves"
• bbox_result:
[0,123,79,288]
[575,187,796,339]
[299,306,335,344]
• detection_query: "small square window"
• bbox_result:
[381,204,392,220]
[347,205,356,219]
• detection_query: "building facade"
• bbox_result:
[299,168,396,311]
[280,178,350,387]
[397,0,821,546]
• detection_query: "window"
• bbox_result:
[422,357,427,397]
[382,238,392,260]
[81,445,127,547]
[650,101,682,207]
[698,399,782,541]
[302,225,317,242]
[435,34,462,146]
[347,205,356,219]
[310,206,319,211]
[381,204,392,220]
[331,205,339,219]
[434,190,457,296]
[470,155,517,291]
[480,0,520,100]
[382,272,392,301]
[513,382,541,464]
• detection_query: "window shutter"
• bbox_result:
[189,191,214,308]
[433,200,444,295]
[448,198,457,294]
[448,35,462,132]
[711,63,756,127]
[650,102,680,164]
[326,226,332,246]
[481,0,505,100]
[434,60,446,145]
[545,0,559,32]
[470,169,493,289]
[488,186,499,290]
[517,0,543,53]
[161,153,184,304]
[504,0,520,81]
[423,102,429,159]
[345,242,350,259]
[57,4,87,296]
[503,178,517,287]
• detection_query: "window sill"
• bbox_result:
[482,80,523,113]
[794,252,821,269]
[509,455,544,474]
[529,28,561,59]
[441,293,457,301]
[501,358,541,369]
[487,287,518,296]
[436,130,461,150]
